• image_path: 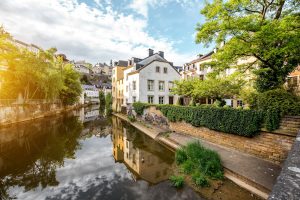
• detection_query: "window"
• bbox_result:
[156,66,160,73]
[159,96,164,104]
[148,96,154,104]
[237,100,243,107]
[163,67,167,73]
[133,96,136,103]
[126,85,128,92]
[168,81,174,91]
[133,81,136,90]
[200,65,205,71]
[159,81,165,91]
[147,80,154,91]
[199,75,204,80]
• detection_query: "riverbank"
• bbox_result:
[0,102,92,127]
[113,112,281,199]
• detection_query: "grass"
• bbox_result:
[174,142,223,187]
[169,175,184,188]
[127,115,136,122]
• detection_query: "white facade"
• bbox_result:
[124,61,180,105]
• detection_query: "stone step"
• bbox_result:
[278,126,300,132]
[280,121,300,127]
[271,129,299,137]
[279,123,300,128]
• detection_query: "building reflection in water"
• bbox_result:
[112,116,174,184]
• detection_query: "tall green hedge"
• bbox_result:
[157,105,263,137]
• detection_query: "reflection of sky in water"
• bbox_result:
[8,135,202,200]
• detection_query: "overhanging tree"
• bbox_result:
[196,0,300,92]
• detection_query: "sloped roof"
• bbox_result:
[137,53,168,66]
[189,51,214,64]
[290,66,300,76]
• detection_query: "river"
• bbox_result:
[0,106,261,200]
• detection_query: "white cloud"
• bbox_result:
[0,0,193,65]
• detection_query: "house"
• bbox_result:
[123,49,180,106]
[112,60,128,112]
[12,39,41,54]
[181,49,256,107]
[93,62,113,76]
[287,66,300,95]
[80,84,99,104]
[73,60,91,74]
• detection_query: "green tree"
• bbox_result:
[59,64,82,106]
[196,0,300,92]
[172,73,245,100]
[105,93,112,115]
[99,90,106,106]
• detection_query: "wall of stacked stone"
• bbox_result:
[142,106,294,164]
[0,102,81,126]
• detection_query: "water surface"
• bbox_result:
[0,106,201,200]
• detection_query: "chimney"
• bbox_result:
[158,51,164,58]
[148,48,154,56]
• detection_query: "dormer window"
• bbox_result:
[156,66,160,73]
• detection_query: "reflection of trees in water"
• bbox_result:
[0,115,83,199]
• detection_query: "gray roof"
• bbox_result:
[137,53,168,66]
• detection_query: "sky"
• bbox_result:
[0,0,211,66]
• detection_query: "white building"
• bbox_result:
[93,62,112,76]
[123,49,180,105]
[80,84,99,104]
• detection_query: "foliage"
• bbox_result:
[213,99,226,107]
[157,104,263,137]
[175,148,188,165]
[59,64,82,106]
[169,176,184,188]
[128,115,136,122]
[175,142,223,187]
[196,0,300,92]
[0,27,82,105]
[239,86,259,108]
[265,109,281,131]
[256,89,300,116]
[132,102,151,115]
[172,73,245,100]
[99,90,106,106]
[105,93,112,115]
[192,172,210,187]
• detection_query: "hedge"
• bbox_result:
[132,103,282,135]
[157,105,263,137]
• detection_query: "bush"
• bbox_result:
[192,172,210,187]
[105,93,112,115]
[175,148,187,165]
[264,109,281,131]
[175,142,223,187]
[213,99,226,107]
[169,175,184,188]
[99,91,105,106]
[128,115,136,122]
[132,102,149,115]
[256,89,300,116]
[157,104,263,137]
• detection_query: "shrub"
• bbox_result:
[169,175,184,188]
[175,148,187,165]
[192,172,210,187]
[256,89,300,116]
[213,99,226,107]
[264,109,281,131]
[157,104,263,137]
[174,142,223,187]
[105,93,112,115]
[132,102,149,115]
[128,115,136,122]
[99,91,106,106]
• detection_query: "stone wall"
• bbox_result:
[142,106,294,164]
[268,131,300,200]
[0,102,80,126]
[169,122,293,164]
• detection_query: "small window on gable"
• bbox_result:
[156,66,160,73]
[164,67,167,73]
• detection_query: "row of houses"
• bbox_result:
[112,48,300,112]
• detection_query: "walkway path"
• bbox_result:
[113,113,283,199]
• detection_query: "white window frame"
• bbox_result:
[159,81,165,91]
[159,96,164,104]
[148,80,154,91]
